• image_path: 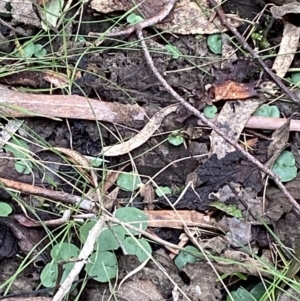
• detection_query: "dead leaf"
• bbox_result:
[209,80,258,101]
[270,2,300,19]
[139,183,155,210]
[53,147,98,186]
[42,70,71,89]
[210,99,262,158]
[272,21,300,78]
[117,279,163,301]
[214,249,271,277]
[145,210,211,228]
[0,0,40,27]
[265,116,291,171]
[102,104,179,156]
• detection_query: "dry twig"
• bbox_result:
[0,177,95,211]
[90,0,179,38]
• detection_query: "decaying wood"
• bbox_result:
[0,85,146,128]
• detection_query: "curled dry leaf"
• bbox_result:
[209,80,258,101]
[102,104,179,156]
[91,0,242,34]
[53,147,98,186]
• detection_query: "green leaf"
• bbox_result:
[80,221,126,251]
[0,202,12,217]
[15,159,32,175]
[22,42,35,58]
[207,34,222,54]
[41,0,63,30]
[250,283,266,300]
[253,105,280,118]
[79,220,95,243]
[123,237,152,262]
[5,138,30,159]
[272,150,297,182]
[50,242,80,262]
[174,246,203,270]
[203,105,217,118]
[40,261,58,287]
[167,132,184,146]
[40,261,76,293]
[34,46,47,58]
[155,186,172,197]
[210,201,242,218]
[89,157,105,167]
[117,172,141,191]
[114,207,148,235]
[227,286,257,301]
[165,45,181,59]
[126,13,144,24]
[291,72,300,86]
[97,227,126,251]
[85,251,118,282]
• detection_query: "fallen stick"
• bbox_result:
[0,85,146,128]
[198,115,300,132]
[0,177,95,211]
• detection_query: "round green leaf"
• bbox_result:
[123,237,152,262]
[5,138,30,159]
[155,186,172,197]
[203,105,217,118]
[117,172,141,192]
[89,157,105,167]
[80,221,126,251]
[79,220,96,243]
[50,242,80,262]
[174,246,203,270]
[0,202,12,217]
[207,34,222,54]
[291,72,300,86]
[41,261,58,287]
[114,207,148,235]
[85,251,118,282]
[250,282,267,300]
[22,42,35,58]
[253,105,280,118]
[272,151,297,182]
[227,287,254,301]
[15,160,32,175]
[34,48,47,58]
[126,13,144,24]
[168,133,184,146]
[97,227,126,251]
